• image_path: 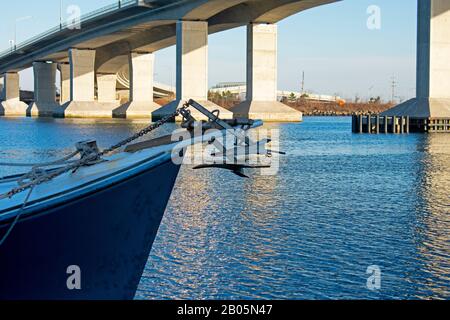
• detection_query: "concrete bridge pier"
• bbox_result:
[382,0,450,129]
[0,72,28,116]
[28,62,59,117]
[153,20,232,121]
[59,48,118,118]
[59,63,71,105]
[113,51,160,119]
[97,73,118,103]
[230,23,302,122]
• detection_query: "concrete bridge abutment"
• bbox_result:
[153,20,232,121]
[0,72,28,116]
[231,23,302,122]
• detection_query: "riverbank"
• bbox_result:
[202,97,395,116]
[283,100,394,116]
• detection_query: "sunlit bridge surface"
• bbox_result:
[0,117,448,299]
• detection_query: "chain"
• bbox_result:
[0,106,187,201]
[99,108,183,156]
[0,105,189,248]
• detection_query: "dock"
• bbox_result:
[352,115,450,134]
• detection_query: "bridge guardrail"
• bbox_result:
[0,0,138,59]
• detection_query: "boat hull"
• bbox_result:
[0,159,180,300]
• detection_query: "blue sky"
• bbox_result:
[1,0,417,101]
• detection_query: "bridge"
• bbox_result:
[0,0,449,126]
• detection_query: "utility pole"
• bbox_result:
[301,71,305,95]
[60,0,63,29]
[391,76,397,103]
[368,85,374,102]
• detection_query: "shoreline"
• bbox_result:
[206,97,395,117]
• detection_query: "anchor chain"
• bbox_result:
[99,108,185,156]
[0,104,201,247]
[0,106,188,201]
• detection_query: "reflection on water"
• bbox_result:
[0,116,448,299]
[138,118,449,300]
[413,134,450,299]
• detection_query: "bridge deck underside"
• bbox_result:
[0,0,339,75]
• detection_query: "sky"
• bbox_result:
[0,0,417,102]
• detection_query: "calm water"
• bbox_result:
[0,117,449,299]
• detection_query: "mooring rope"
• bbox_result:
[0,107,186,247]
[0,108,182,199]
[0,150,81,168]
[0,186,34,247]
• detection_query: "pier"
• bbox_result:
[352,115,450,134]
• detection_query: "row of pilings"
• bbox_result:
[352,115,450,133]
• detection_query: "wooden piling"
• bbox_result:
[359,115,363,133]
[352,115,358,133]
[376,115,380,134]
[406,116,410,133]
[354,114,415,134]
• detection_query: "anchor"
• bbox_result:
[180,99,286,178]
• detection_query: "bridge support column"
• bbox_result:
[59,63,71,104]
[97,74,118,103]
[230,23,302,122]
[382,0,450,131]
[0,72,28,116]
[60,48,117,118]
[113,52,160,119]
[153,20,232,121]
[28,62,59,117]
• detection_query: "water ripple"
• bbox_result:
[137,119,449,300]
[0,117,448,299]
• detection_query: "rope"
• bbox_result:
[0,186,34,247]
[0,107,184,201]
[0,105,188,247]
[0,150,80,168]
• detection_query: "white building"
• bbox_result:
[209,82,344,103]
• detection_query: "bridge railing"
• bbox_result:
[0,0,138,59]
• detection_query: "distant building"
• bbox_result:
[209,83,345,104]
[211,82,246,89]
